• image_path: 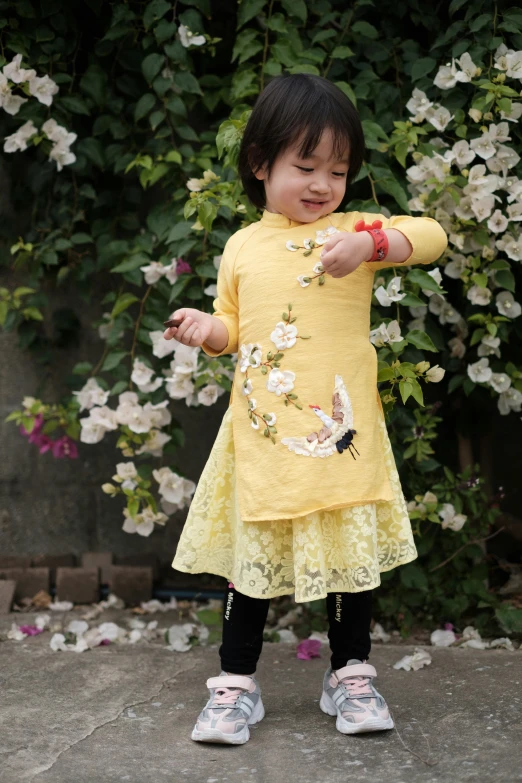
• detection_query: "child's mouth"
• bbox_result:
[302,199,326,210]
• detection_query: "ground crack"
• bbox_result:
[30,662,197,780]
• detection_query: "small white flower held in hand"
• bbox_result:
[393,647,432,671]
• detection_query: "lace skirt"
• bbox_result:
[172,407,418,603]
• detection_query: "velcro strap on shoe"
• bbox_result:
[207,675,253,691]
[334,664,376,682]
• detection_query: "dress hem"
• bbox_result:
[238,492,396,523]
[171,549,418,603]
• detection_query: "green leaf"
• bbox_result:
[411,57,437,82]
[142,53,165,83]
[174,71,203,95]
[72,362,93,375]
[377,178,410,213]
[102,351,128,372]
[236,0,266,28]
[111,254,150,273]
[331,45,355,60]
[281,0,307,21]
[143,0,171,29]
[59,95,90,115]
[111,293,140,317]
[167,221,193,243]
[405,330,437,352]
[399,379,413,404]
[494,269,516,292]
[135,94,156,122]
[406,268,444,294]
[79,64,108,107]
[71,233,93,245]
[111,380,129,396]
[351,20,379,39]
[377,366,395,382]
[409,378,424,406]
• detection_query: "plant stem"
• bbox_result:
[129,285,153,389]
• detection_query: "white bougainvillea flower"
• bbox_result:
[493,43,512,71]
[470,133,497,160]
[286,240,299,251]
[136,429,171,457]
[468,108,482,123]
[425,105,454,132]
[451,139,476,167]
[487,209,509,233]
[428,294,461,324]
[421,267,442,298]
[122,509,154,537]
[439,503,467,531]
[386,319,402,342]
[3,53,36,83]
[406,88,433,121]
[498,387,522,415]
[242,378,253,395]
[150,330,177,358]
[433,59,459,89]
[3,119,37,152]
[500,102,522,122]
[495,232,522,261]
[239,343,263,372]
[430,628,457,646]
[467,357,492,383]
[171,343,200,375]
[393,647,432,671]
[467,285,492,306]
[505,50,522,79]
[203,283,217,298]
[178,24,206,47]
[270,321,298,350]
[140,261,166,284]
[507,203,522,222]
[165,371,195,401]
[425,365,445,382]
[266,368,295,396]
[488,122,511,144]
[455,52,481,82]
[186,177,202,191]
[144,400,171,428]
[116,462,138,481]
[374,276,406,306]
[489,373,511,394]
[496,291,522,318]
[0,73,27,114]
[369,322,389,347]
[198,384,219,406]
[49,140,76,171]
[448,336,466,358]
[73,378,109,411]
[80,418,108,444]
[131,359,155,388]
[297,274,311,287]
[28,73,59,105]
[444,253,468,279]
[213,254,222,270]
[264,413,277,426]
[477,334,501,358]
[50,633,68,651]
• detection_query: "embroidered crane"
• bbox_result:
[280,374,360,459]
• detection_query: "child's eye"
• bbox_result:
[296,166,313,172]
[333,172,347,177]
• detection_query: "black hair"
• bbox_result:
[238,73,365,209]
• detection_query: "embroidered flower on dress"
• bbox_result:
[239,343,263,372]
[271,321,298,349]
[267,369,296,396]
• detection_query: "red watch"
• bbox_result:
[354,219,389,262]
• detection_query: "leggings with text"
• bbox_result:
[219,584,373,675]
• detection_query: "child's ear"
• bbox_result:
[248,145,267,181]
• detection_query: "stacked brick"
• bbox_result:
[0,553,155,612]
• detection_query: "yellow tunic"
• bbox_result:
[172,209,448,601]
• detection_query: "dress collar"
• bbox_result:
[260,209,305,229]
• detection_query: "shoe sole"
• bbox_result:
[191,698,265,744]
[319,691,394,734]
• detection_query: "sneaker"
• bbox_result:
[191,671,265,744]
[320,659,394,734]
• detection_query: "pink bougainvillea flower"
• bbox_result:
[100,639,111,645]
[176,258,192,274]
[20,413,44,439]
[51,435,79,459]
[19,625,44,636]
[36,434,53,453]
[444,622,454,631]
[296,639,321,660]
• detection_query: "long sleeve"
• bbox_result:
[201,238,239,357]
[344,212,448,272]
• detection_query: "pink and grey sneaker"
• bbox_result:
[191,671,265,745]
[320,659,394,734]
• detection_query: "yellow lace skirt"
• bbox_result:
[172,407,418,603]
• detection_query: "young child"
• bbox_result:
[164,73,448,745]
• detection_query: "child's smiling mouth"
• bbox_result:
[301,199,327,210]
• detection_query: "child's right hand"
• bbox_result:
[163,308,213,347]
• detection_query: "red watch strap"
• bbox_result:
[354,219,388,262]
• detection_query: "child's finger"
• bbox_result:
[181,321,199,345]
[321,232,345,256]
[174,315,193,341]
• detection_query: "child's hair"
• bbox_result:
[238,73,365,209]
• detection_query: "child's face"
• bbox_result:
[254,128,349,223]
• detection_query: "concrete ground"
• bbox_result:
[1,609,521,783]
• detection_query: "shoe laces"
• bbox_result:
[211,687,243,706]
[339,675,372,698]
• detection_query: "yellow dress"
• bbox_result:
[172,209,448,602]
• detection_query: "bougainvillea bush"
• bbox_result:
[2,0,522,635]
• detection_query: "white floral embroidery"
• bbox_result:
[271,321,298,349]
[286,240,299,251]
[267,369,296,396]
[239,343,263,372]
[297,274,311,287]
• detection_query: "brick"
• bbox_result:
[0,556,32,569]
[114,553,159,580]
[108,566,153,606]
[0,568,50,602]
[31,554,76,583]
[0,580,16,613]
[81,552,113,584]
[56,567,99,604]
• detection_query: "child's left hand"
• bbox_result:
[320,231,374,278]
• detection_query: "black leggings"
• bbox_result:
[219,585,373,674]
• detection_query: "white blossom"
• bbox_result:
[204,283,217,298]
[369,320,402,347]
[374,276,406,306]
[122,508,154,537]
[131,359,163,392]
[266,369,295,396]
[178,24,206,47]
[3,53,36,83]
[467,357,492,383]
[49,140,76,171]
[239,343,263,372]
[286,240,299,251]
[406,88,433,121]
[0,73,27,114]
[448,337,466,358]
[489,373,511,394]
[150,330,177,358]
[242,378,253,395]
[433,59,459,89]
[477,335,501,358]
[495,232,522,261]
[73,378,109,411]
[428,294,461,324]
[197,384,219,406]
[297,274,311,287]
[505,51,522,80]
[143,400,171,428]
[425,364,445,382]
[451,139,476,167]
[455,52,481,82]
[487,209,509,234]
[270,322,298,350]
[140,261,166,284]
[467,285,492,306]
[27,73,59,106]
[496,291,521,318]
[425,105,453,132]
[444,254,468,279]
[3,119,37,152]
[439,503,467,531]
[165,371,195,401]
[498,387,522,415]
[136,429,171,457]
